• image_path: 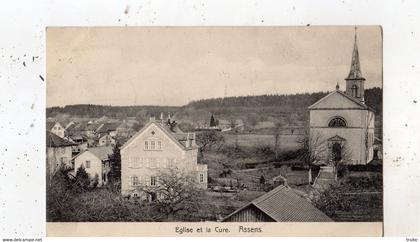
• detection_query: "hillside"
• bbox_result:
[47,87,382,127]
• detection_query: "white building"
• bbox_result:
[308,31,376,166]
[72,146,113,186]
[120,118,208,198]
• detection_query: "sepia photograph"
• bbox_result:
[46,26,383,224]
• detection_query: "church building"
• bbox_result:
[308,31,376,167]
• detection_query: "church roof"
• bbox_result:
[346,28,365,80]
[308,90,375,112]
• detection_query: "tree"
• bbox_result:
[140,168,204,221]
[109,143,122,185]
[209,114,217,127]
[273,121,284,159]
[259,175,266,184]
[75,166,91,192]
[46,165,74,221]
[297,130,327,184]
[196,130,225,155]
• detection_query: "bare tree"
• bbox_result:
[273,121,284,159]
[196,130,225,156]
[328,143,352,182]
[298,130,327,184]
[140,168,204,221]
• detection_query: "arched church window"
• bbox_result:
[328,117,347,127]
[351,84,358,97]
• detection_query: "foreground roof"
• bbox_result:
[222,185,332,222]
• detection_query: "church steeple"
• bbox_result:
[345,27,366,102]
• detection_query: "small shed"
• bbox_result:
[222,185,332,222]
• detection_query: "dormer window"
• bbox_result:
[328,117,347,127]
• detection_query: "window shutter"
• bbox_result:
[156,159,160,168]
[128,157,132,168]
[128,176,132,186]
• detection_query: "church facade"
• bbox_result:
[308,32,376,166]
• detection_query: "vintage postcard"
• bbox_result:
[45,26,383,236]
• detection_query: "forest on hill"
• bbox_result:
[46,87,382,125]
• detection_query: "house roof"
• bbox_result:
[96,122,120,133]
[73,146,113,161]
[222,185,332,222]
[121,120,197,151]
[46,131,76,147]
[308,90,375,112]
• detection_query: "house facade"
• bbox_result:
[46,132,75,175]
[308,31,375,166]
[73,146,113,186]
[120,119,208,197]
[97,133,116,147]
[47,121,65,138]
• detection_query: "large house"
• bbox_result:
[222,185,332,222]
[72,146,114,186]
[46,131,76,175]
[120,117,208,198]
[47,121,65,138]
[308,31,376,169]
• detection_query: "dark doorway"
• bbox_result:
[332,143,342,161]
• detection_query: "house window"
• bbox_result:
[167,158,175,168]
[328,117,347,127]
[150,141,156,150]
[85,160,90,168]
[144,141,149,150]
[199,173,204,183]
[60,157,67,164]
[132,176,139,186]
[149,158,157,168]
[150,176,157,186]
[157,141,162,150]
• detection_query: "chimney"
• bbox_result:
[167,112,172,123]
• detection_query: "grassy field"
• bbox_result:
[223,133,302,151]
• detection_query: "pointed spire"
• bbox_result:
[346,26,365,80]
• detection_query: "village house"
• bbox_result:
[47,121,65,138]
[222,185,332,222]
[120,116,208,198]
[46,131,76,175]
[97,133,116,147]
[68,134,88,154]
[116,122,133,138]
[308,30,377,185]
[96,122,120,137]
[72,146,114,186]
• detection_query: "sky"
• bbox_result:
[46,26,382,107]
